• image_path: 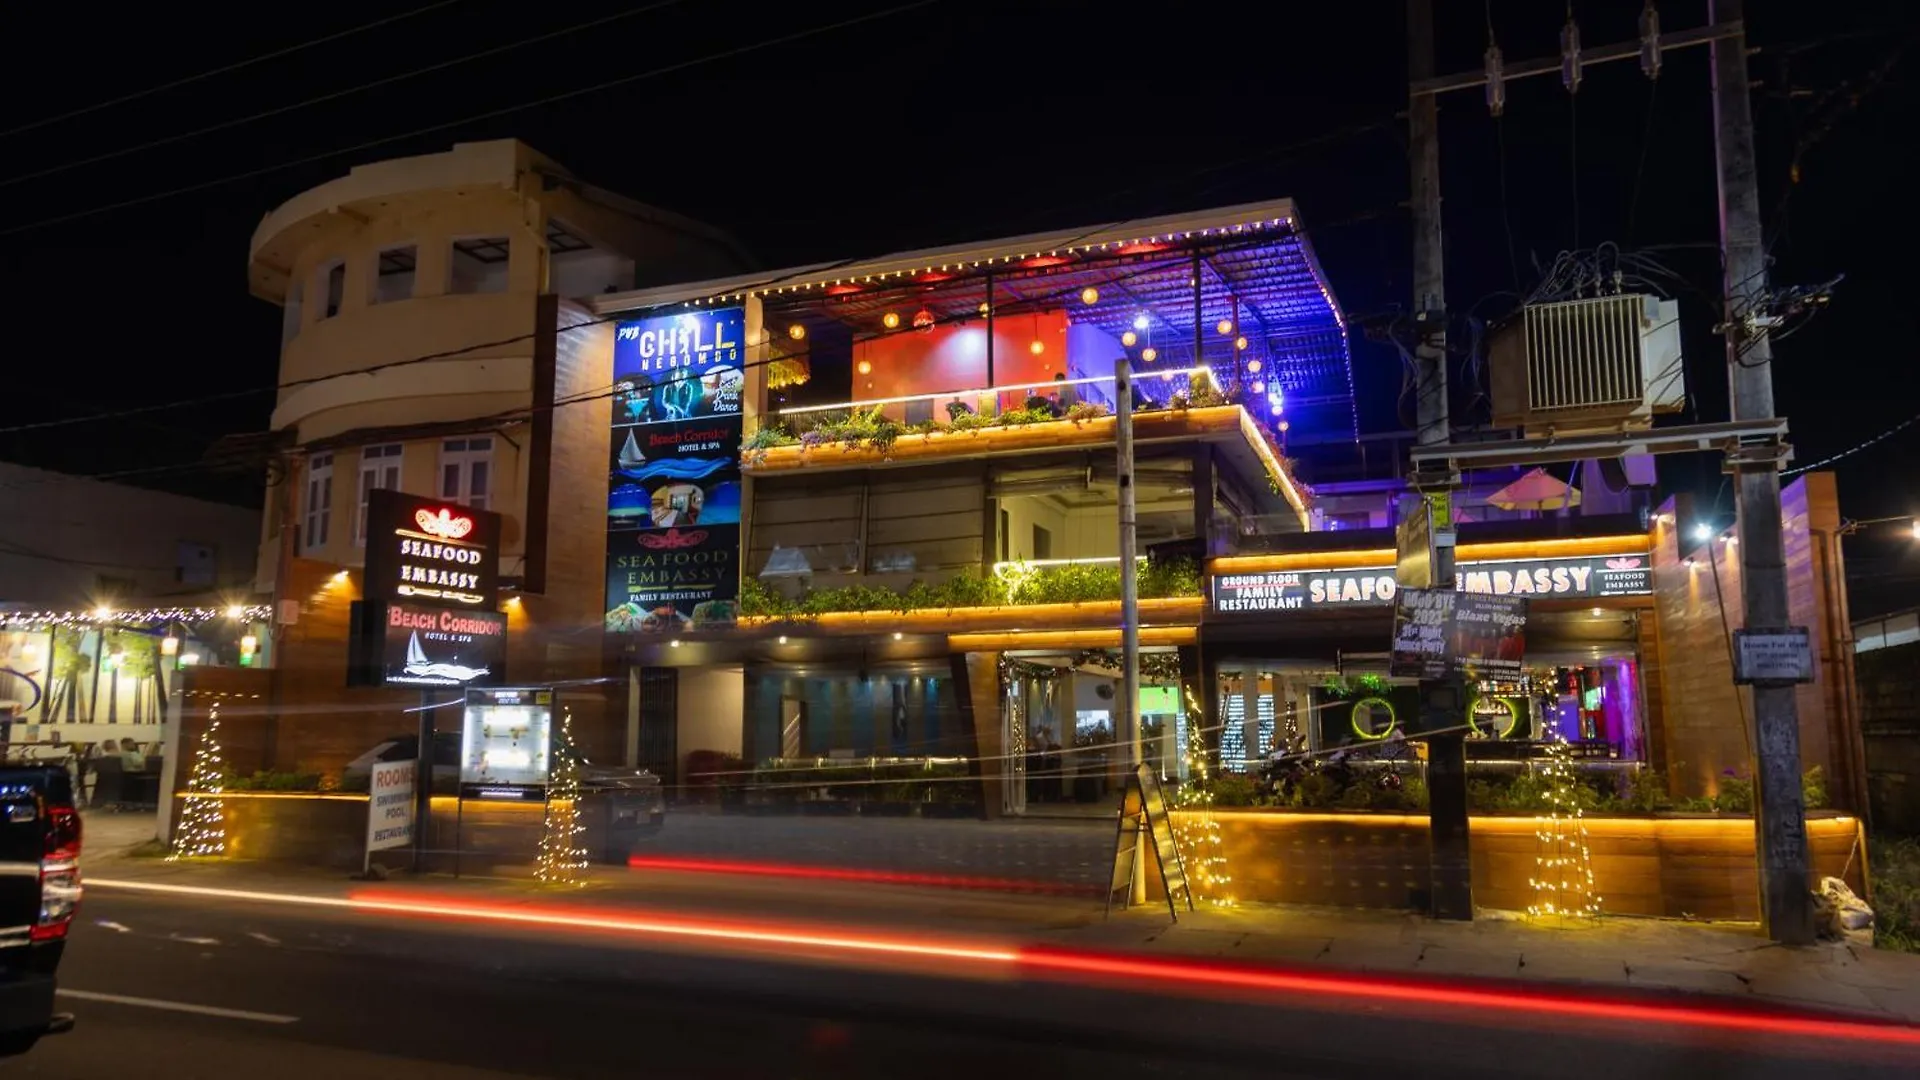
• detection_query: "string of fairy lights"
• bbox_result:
[168,704,229,860]
[535,706,590,886]
[1,603,272,631]
[1527,731,1603,922]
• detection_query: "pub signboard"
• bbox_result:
[604,306,746,634]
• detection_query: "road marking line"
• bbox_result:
[247,931,282,946]
[94,920,133,933]
[169,932,222,946]
[56,989,299,1025]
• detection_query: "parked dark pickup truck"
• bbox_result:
[0,767,80,1056]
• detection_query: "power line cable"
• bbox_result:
[0,1,690,190]
[0,0,941,239]
[0,1,465,140]
[1785,406,1920,478]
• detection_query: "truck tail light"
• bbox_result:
[32,804,82,942]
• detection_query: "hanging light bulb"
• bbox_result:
[1132,313,1150,331]
[1141,347,1158,362]
[787,324,806,340]
[1080,287,1100,305]
[1121,330,1138,347]
[881,312,901,330]
[1029,339,1045,356]
[1247,358,1262,374]
[1251,381,1265,394]
[1234,335,1249,351]
[1216,318,1234,336]
[912,308,936,333]
[978,301,992,317]
[857,360,872,375]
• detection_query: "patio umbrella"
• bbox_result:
[1487,468,1582,511]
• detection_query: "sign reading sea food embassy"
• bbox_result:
[1211,553,1652,614]
[362,488,503,609]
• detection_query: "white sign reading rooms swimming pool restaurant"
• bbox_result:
[1210,554,1653,613]
[366,759,416,858]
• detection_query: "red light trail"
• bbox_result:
[88,878,1920,1053]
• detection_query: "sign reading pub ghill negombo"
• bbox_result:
[604,306,745,633]
[362,489,503,609]
[1210,553,1652,614]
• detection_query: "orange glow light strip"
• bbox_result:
[946,627,1197,650]
[627,855,1096,896]
[1210,534,1652,575]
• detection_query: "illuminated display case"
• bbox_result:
[459,687,554,796]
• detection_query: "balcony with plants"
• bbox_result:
[738,555,1205,637]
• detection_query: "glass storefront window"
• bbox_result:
[1004,649,1179,811]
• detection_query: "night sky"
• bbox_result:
[2,1,1915,607]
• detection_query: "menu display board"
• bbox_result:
[604,307,745,634]
[459,687,553,797]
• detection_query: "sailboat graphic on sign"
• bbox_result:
[617,431,646,470]
[401,631,490,684]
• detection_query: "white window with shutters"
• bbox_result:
[355,444,404,546]
[303,453,334,552]
[439,437,493,511]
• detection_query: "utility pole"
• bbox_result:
[1115,356,1146,904]
[1709,0,1814,944]
[1407,0,1472,921]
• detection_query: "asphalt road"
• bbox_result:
[10,887,1919,1079]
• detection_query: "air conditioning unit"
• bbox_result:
[1488,294,1685,436]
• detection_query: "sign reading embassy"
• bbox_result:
[1210,553,1652,614]
[605,307,745,634]
[362,489,502,610]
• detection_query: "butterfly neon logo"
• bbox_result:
[414,508,475,541]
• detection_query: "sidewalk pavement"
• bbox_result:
[79,813,1920,1030]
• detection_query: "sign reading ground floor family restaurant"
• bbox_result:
[1209,553,1652,614]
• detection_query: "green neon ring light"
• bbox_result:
[1350,696,1397,740]
[1468,695,1520,738]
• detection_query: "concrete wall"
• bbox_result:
[0,462,259,607]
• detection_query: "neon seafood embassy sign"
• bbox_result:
[363,490,502,609]
[1209,554,1652,614]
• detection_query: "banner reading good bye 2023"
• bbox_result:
[605,307,745,633]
